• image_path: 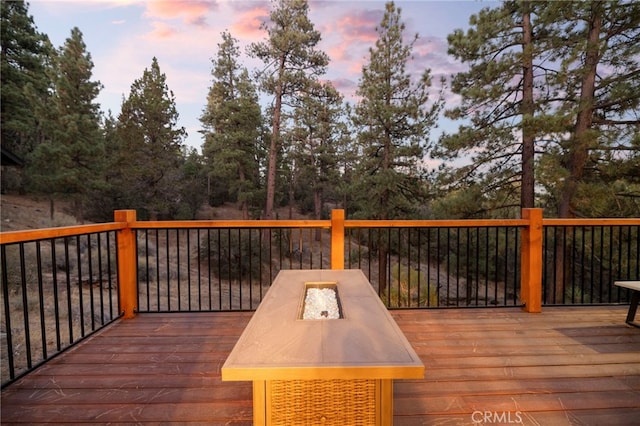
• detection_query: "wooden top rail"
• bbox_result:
[543,218,640,226]
[2,212,639,247]
[129,220,332,229]
[345,219,529,228]
[0,223,125,245]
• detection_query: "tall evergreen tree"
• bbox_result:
[176,147,208,219]
[437,1,540,216]
[438,0,639,218]
[201,31,263,219]
[289,80,345,227]
[539,0,640,218]
[350,1,442,294]
[28,27,103,221]
[112,57,186,219]
[351,1,441,220]
[249,0,329,219]
[1,0,51,164]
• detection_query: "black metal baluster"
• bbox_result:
[186,229,192,312]
[96,233,104,324]
[35,241,47,359]
[87,234,96,330]
[446,228,452,306]
[19,243,32,369]
[589,226,595,303]
[165,229,170,311]
[493,227,499,305]
[142,230,149,311]
[197,229,202,311]
[206,229,212,310]
[475,228,481,306]
[217,229,222,310]
[249,228,255,309]
[106,232,115,319]
[75,236,85,337]
[227,229,232,310]
[505,228,510,306]
[513,227,520,306]
[1,245,15,380]
[176,229,181,312]
[51,240,61,350]
[484,228,489,306]
[238,229,242,310]
[63,238,73,344]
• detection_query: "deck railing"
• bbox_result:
[542,218,640,305]
[1,208,638,387]
[1,222,123,386]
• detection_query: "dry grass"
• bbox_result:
[0,195,79,232]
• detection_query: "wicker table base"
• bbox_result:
[253,379,392,425]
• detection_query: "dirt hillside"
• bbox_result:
[0,195,79,232]
[0,194,315,232]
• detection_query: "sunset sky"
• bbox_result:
[28,0,498,151]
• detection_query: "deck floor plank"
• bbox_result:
[2,306,640,425]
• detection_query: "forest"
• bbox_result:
[1,0,639,223]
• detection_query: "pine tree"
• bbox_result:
[289,80,346,228]
[438,1,540,216]
[439,0,639,218]
[351,1,441,220]
[539,0,640,218]
[350,1,442,294]
[113,57,186,219]
[176,147,208,219]
[1,0,51,162]
[201,31,263,219]
[27,27,103,221]
[249,0,329,219]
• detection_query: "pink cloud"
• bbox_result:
[230,5,270,39]
[326,44,351,62]
[144,0,217,27]
[147,21,178,39]
[333,9,381,44]
[411,36,468,81]
[318,8,383,82]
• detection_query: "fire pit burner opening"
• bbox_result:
[299,282,344,320]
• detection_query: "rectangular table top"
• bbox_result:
[614,281,640,291]
[222,269,424,381]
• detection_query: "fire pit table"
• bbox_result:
[222,269,424,425]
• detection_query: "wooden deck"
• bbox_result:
[2,306,639,425]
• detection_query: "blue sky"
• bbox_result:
[28,0,498,151]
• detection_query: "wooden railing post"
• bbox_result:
[331,209,345,270]
[521,208,543,313]
[115,210,137,319]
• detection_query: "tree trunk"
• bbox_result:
[237,164,248,220]
[521,1,535,209]
[49,197,55,222]
[558,1,601,219]
[314,188,322,241]
[265,55,286,221]
[288,174,294,220]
